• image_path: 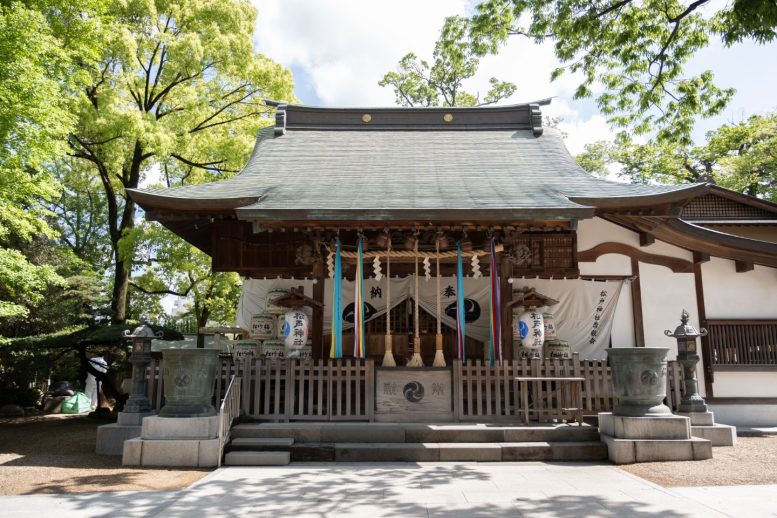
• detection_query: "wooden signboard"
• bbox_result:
[375,368,453,422]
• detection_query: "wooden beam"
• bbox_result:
[578,242,694,273]
[639,232,655,247]
[500,256,514,361]
[735,260,754,273]
[312,271,325,361]
[693,261,714,396]
[630,258,645,348]
[693,251,710,264]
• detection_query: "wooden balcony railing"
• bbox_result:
[707,319,777,369]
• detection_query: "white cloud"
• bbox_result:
[252,1,777,154]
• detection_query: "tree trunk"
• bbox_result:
[196,307,211,348]
[111,256,130,324]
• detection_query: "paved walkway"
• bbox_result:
[1,462,774,517]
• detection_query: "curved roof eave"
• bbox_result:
[126,188,259,212]
[569,182,710,209]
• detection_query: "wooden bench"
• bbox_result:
[515,376,585,426]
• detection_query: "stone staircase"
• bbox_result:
[223,422,607,466]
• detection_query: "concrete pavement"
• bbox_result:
[0,462,773,517]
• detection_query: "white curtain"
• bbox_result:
[237,276,623,359]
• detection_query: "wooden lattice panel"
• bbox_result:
[682,194,776,220]
[507,232,578,276]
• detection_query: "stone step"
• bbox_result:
[236,441,608,462]
[230,423,599,444]
[224,450,290,466]
[229,437,295,450]
[692,424,737,447]
[600,435,712,464]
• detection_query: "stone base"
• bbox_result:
[117,411,154,426]
[122,415,221,467]
[599,413,691,440]
[598,412,712,464]
[676,411,714,426]
[96,423,142,455]
[141,415,219,440]
[600,435,712,464]
[123,437,219,467]
[692,424,737,447]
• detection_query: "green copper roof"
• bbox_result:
[128,103,706,222]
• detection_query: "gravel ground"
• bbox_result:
[0,415,208,495]
[619,435,777,487]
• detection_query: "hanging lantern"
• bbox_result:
[282,310,309,350]
[517,310,544,349]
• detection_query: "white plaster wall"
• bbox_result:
[610,282,635,348]
[638,263,699,358]
[702,258,777,318]
[577,217,640,250]
[712,371,777,398]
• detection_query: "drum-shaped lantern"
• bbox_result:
[517,310,544,349]
[282,310,309,350]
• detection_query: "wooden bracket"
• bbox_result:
[735,260,754,273]
[638,232,655,247]
[577,242,694,273]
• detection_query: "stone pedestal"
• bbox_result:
[598,412,712,464]
[677,411,737,447]
[95,411,155,455]
[122,415,220,467]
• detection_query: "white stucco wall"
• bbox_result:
[702,258,777,318]
[712,371,777,398]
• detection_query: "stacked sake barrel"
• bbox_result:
[512,309,570,360]
[249,288,313,360]
[542,313,571,359]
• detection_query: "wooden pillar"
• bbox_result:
[693,254,714,397]
[312,271,325,361]
[630,258,645,347]
[501,257,513,361]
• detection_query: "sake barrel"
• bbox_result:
[544,339,570,359]
[276,314,286,339]
[517,310,544,349]
[514,341,541,360]
[282,310,309,349]
[250,314,276,339]
[261,340,285,359]
[232,339,259,362]
[266,288,290,314]
[543,312,558,340]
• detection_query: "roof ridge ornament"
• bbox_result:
[530,104,543,137]
[274,103,287,136]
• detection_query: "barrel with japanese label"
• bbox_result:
[232,339,259,362]
[266,288,290,314]
[543,312,558,340]
[544,339,570,359]
[250,314,275,339]
[513,341,541,360]
[261,340,285,359]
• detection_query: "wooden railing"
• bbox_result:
[707,319,777,368]
[217,375,241,467]
[145,354,685,422]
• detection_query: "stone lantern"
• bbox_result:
[120,315,162,423]
[664,309,708,414]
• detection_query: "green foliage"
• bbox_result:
[470,0,776,144]
[379,16,516,107]
[576,112,777,201]
[65,0,295,322]
[125,222,240,329]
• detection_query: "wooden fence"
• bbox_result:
[145,353,685,423]
[707,319,777,368]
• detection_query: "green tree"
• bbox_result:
[469,0,777,144]
[577,112,777,201]
[0,1,100,324]
[125,222,240,347]
[67,0,294,324]
[379,15,516,107]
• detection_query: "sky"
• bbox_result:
[251,0,777,156]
